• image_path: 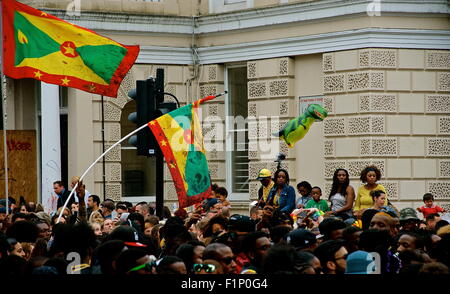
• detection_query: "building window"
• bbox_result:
[120,100,156,198]
[226,65,249,197]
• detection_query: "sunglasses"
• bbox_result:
[193,263,216,273]
[220,257,234,265]
[128,262,156,273]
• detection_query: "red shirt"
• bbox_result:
[419,205,444,218]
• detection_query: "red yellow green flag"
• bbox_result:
[148,96,216,209]
[2,0,139,97]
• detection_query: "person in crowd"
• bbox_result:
[305,186,330,212]
[296,181,312,209]
[256,169,275,208]
[202,243,237,274]
[284,228,318,253]
[267,169,296,214]
[261,244,303,274]
[342,226,362,254]
[313,240,348,274]
[144,215,160,237]
[249,206,263,221]
[417,193,446,219]
[396,231,425,253]
[87,195,103,224]
[116,248,155,275]
[327,169,356,222]
[156,256,187,274]
[54,181,73,209]
[176,241,205,274]
[135,202,151,219]
[359,229,401,274]
[215,187,231,209]
[102,219,114,236]
[193,259,224,274]
[399,208,421,233]
[425,213,441,232]
[6,238,26,259]
[100,200,115,220]
[318,217,346,241]
[239,231,271,274]
[354,165,387,218]
[369,211,400,238]
[70,176,91,206]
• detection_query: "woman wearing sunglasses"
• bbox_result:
[193,259,224,274]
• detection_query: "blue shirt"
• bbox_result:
[267,184,296,214]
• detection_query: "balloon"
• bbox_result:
[277,104,328,148]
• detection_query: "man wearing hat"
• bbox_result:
[345,250,379,274]
[256,169,274,208]
[399,208,421,233]
[285,228,318,252]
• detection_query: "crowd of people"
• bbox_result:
[0,165,449,275]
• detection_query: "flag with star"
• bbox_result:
[1,0,139,97]
[148,95,216,209]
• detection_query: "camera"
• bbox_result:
[274,153,286,169]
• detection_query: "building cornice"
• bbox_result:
[138,28,450,65]
[45,0,450,34]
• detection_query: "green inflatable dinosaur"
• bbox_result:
[277,104,328,148]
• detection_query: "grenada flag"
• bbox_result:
[148,95,217,209]
[2,0,139,97]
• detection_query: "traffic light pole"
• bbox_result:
[155,69,165,220]
[155,143,164,219]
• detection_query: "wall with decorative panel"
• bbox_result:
[322,48,450,209]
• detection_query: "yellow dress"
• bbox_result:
[354,184,387,211]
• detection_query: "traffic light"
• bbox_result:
[153,68,177,121]
[128,78,156,156]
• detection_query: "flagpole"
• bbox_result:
[0,3,9,215]
[57,122,149,222]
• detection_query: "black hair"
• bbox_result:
[342,225,362,239]
[262,244,302,274]
[53,181,65,188]
[49,222,98,262]
[5,220,39,243]
[329,169,350,200]
[156,256,185,274]
[318,217,346,240]
[269,225,293,244]
[12,213,28,222]
[211,183,219,192]
[311,186,322,193]
[313,240,346,272]
[116,248,149,274]
[116,204,128,211]
[215,187,228,197]
[358,229,392,252]
[88,195,101,206]
[423,193,434,202]
[296,181,312,193]
[274,169,290,185]
[361,209,379,231]
[297,251,317,265]
[175,244,197,274]
[425,213,440,222]
[399,231,425,250]
[241,231,269,254]
[203,215,228,238]
[91,240,126,275]
[370,189,386,201]
[360,165,382,183]
[127,212,145,232]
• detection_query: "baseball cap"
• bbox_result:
[345,251,378,274]
[205,198,221,211]
[285,229,317,250]
[399,208,420,222]
[228,214,255,232]
[256,169,272,180]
